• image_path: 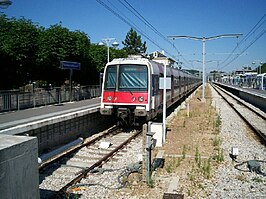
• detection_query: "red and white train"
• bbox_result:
[100,56,201,125]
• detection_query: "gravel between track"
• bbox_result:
[66,84,266,198]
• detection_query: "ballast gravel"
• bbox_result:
[41,85,266,198]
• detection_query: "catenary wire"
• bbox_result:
[96,0,192,69]
[218,13,266,70]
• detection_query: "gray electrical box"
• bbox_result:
[146,131,156,149]
[149,122,164,147]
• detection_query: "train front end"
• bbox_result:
[100,58,150,126]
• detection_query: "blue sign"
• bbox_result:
[60,61,81,70]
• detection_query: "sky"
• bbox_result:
[1,0,266,73]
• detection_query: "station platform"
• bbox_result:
[213,82,266,112]
[0,97,100,132]
[0,97,108,153]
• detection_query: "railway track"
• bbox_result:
[212,83,266,144]
[39,126,142,198]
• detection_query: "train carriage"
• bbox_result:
[100,56,201,125]
[256,73,266,90]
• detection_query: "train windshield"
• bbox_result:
[105,65,117,90]
[119,64,148,91]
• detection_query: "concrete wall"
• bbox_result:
[33,112,114,154]
[215,82,266,112]
[239,92,266,112]
[0,135,39,199]
[1,107,115,154]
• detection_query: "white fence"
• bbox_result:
[0,85,100,112]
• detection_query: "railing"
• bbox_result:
[0,85,101,113]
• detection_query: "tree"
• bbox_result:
[0,15,40,89]
[0,14,130,89]
[89,44,128,73]
[258,63,266,73]
[122,28,147,55]
[36,23,91,85]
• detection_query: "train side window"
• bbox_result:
[105,65,117,90]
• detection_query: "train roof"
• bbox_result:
[257,73,266,77]
[109,56,199,78]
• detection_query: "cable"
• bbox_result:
[96,0,192,69]
[218,13,266,70]
[119,0,192,67]
[219,28,266,70]
[230,154,266,176]
[68,161,143,191]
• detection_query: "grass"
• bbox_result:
[157,85,225,197]
[213,136,221,147]
[252,177,263,183]
[182,145,187,159]
[165,157,183,173]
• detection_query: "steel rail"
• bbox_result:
[212,83,266,144]
[39,125,120,170]
[56,129,142,197]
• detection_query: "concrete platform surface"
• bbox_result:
[0,135,40,199]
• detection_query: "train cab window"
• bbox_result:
[118,64,148,91]
[105,65,117,90]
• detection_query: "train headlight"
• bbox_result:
[131,96,136,102]
[138,96,144,102]
[107,96,112,101]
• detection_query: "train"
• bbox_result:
[220,73,266,90]
[100,56,201,125]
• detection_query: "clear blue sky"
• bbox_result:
[2,0,266,72]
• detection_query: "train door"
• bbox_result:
[171,75,174,102]
[263,74,266,90]
[159,73,164,108]
[102,65,117,102]
[184,76,187,93]
[152,74,160,110]
[179,75,181,97]
[258,73,266,90]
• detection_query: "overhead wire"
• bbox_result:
[218,13,266,71]
[219,28,266,70]
[103,0,154,48]
[96,0,192,69]
[97,1,266,71]
[120,0,192,67]
[219,13,266,67]
[96,0,165,54]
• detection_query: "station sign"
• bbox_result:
[60,61,81,70]
[159,77,171,89]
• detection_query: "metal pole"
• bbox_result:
[142,124,147,182]
[202,38,206,101]
[69,69,73,102]
[163,63,167,143]
[17,94,20,110]
[168,34,242,101]
[33,83,36,107]
[99,38,117,63]
[105,39,110,63]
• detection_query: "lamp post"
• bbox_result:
[0,0,12,9]
[168,34,242,101]
[98,38,119,63]
[252,61,264,74]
